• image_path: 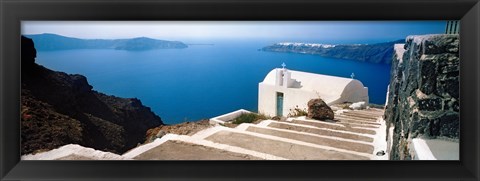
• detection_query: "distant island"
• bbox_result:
[260,40,404,64]
[187,43,215,46]
[24,33,188,51]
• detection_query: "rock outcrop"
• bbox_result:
[21,36,164,155]
[307,98,334,120]
[145,119,212,143]
[21,36,37,69]
[260,40,404,64]
[384,34,459,160]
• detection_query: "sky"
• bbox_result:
[22,21,447,43]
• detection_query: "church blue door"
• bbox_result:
[276,92,284,117]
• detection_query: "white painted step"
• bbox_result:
[22,144,130,160]
[341,112,382,120]
[333,116,382,126]
[199,126,371,160]
[260,120,374,142]
[124,133,285,160]
[238,123,374,154]
[289,119,377,135]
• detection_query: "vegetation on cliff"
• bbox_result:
[21,36,164,155]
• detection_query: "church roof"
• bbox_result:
[261,68,367,102]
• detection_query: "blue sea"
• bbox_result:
[35,38,392,124]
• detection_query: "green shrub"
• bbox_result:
[342,105,352,110]
[338,102,353,110]
[231,113,269,124]
[288,105,308,117]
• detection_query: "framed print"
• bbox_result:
[1,0,479,180]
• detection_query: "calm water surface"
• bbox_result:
[35,39,392,124]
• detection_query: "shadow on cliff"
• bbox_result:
[21,36,164,155]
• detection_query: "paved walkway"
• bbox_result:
[132,140,261,160]
[22,108,388,160]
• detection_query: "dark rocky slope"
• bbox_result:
[21,36,164,155]
[261,40,404,64]
[384,34,459,160]
[145,119,212,143]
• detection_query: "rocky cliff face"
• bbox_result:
[21,36,164,155]
[384,34,459,160]
[261,40,404,64]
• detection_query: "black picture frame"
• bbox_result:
[1,0,479,180]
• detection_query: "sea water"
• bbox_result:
[35,39,392,124]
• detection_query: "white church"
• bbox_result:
[258,64,369,117]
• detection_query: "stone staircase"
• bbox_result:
[22,108,388,160]
[122,108,387,160]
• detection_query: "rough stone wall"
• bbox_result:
[384,34,459,160]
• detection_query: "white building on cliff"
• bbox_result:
[258,66,369,117]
